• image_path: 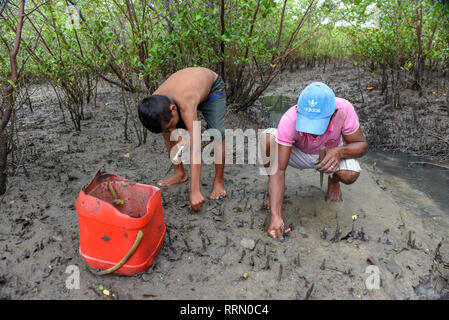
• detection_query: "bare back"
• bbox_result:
[154,67,217,113]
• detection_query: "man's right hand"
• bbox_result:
[267,214,291,240]
[189,190,205,211]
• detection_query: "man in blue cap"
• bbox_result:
[260,82,368,240]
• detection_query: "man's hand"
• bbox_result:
[316,147,341,174]
[267,215,291,241]
[189,190,205,211]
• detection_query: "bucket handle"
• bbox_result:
[88,230,144,276]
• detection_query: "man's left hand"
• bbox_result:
[316,147,341,174]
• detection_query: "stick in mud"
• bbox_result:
[320,226,328,240]
[250,210,255,229]
[433,242,443,264]
[407,230,416,248]
[320,259,326,270]
[166,227,172,246]
[249,255,255,267]
[238,250,246,263]
[304,283,314,300]
[330,219,341,243]
[263,255,271,270]
[201,236,207,252]
[224,236,229,247]
[277,264,283,282]
[183,238,191,252]
[294,253,301,267]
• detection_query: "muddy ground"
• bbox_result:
[0,65,448,300]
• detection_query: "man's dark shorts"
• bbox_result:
[176,75,226,140]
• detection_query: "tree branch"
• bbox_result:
[0,0,10,17]
[1,0,25,132]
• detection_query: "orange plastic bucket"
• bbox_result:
[76,170,166,275]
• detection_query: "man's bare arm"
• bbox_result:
[182,108,204,211]
[268,144,291,238]
[317,128,368,173]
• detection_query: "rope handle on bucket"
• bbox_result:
[87,230,144,276]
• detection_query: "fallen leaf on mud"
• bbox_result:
[123,153,130,158]
[103,289,110,296]
[242,272,249,279]
[367,87,374,90]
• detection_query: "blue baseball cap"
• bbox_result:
[296,82,336,135]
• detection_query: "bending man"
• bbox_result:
[138,67,227,211]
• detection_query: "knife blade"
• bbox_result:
[164,145,185,177]
[318,146,326,189]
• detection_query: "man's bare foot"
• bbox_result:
[325,176,343,202]
[158,172,188,187]
[209,179,226,199]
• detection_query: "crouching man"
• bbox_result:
[260,82,368,240]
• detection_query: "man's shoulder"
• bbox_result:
[335,97,353,109]
[280,105,298,121]
[277,105,299,137]
[335,97,358,118]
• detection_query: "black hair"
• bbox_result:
[138,95,173,133]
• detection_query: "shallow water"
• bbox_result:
[261,95,297,128]
[261,95,449,220]
[360,150,449,219]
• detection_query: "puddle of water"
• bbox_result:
[360,150,449,218]
[261,95,449,220]
[261,95,297,128]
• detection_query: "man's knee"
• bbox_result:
[335,170,359,185]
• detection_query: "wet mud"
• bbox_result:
[0,65,448,300]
